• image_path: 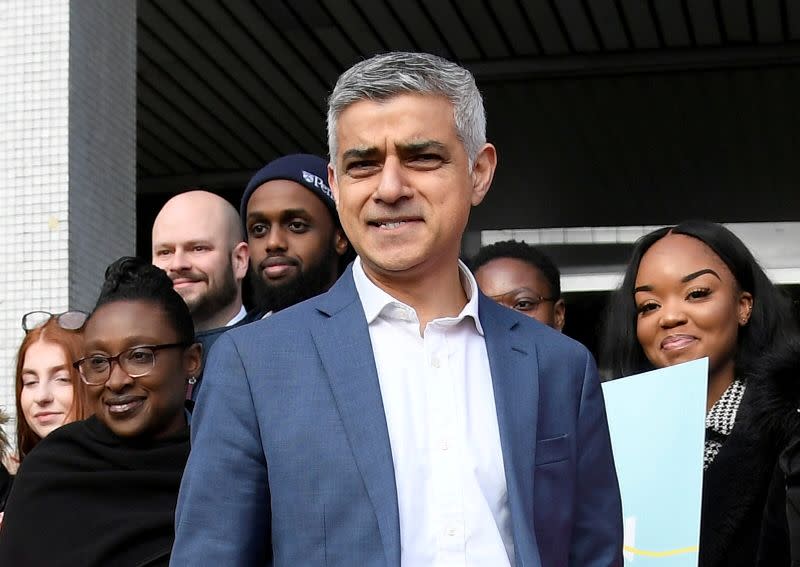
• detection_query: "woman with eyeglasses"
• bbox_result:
[0,310,90,522]
[12,311,89,467]
[0,257,201,566]
[600,220,800,567]
[472,239,566,331]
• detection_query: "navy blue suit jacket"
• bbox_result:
[172,268,623,566]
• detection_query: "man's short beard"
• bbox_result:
[185,256,239,326]
[249,246,338,315]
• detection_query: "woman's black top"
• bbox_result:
[0,461,11,512]
[0,415,189,567]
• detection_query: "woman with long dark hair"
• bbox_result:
[601,220,800,567]
[0,257,201,566]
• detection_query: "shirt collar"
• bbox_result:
[706,378,746,436]
[226,305,248,327]
[352,256,484,335]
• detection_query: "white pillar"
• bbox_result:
[0,0,136,436]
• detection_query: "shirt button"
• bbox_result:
[447,528,457,537]
[431,357,440,368]
[440,440,449,451]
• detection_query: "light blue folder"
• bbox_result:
[602,358,708,566]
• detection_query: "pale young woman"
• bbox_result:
[14,312,89,464]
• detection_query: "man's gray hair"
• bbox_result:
[327,52,486,167]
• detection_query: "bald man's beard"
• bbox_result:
[249,246,339,315]
[183,257,239,327]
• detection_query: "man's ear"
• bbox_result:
[470,143,497,207]
[231,241,249,282]
[553,299,566,332]
[334,228,349,257]
[328,163,339,208]
[184,343,203,379]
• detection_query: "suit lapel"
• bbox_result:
[480,296,541,567]
[310,271,401,566]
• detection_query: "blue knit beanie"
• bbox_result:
[240,154,338,231]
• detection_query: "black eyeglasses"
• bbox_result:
[73,343,188,386]
[22,310,89,333]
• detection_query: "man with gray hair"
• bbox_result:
[173,52,622,566]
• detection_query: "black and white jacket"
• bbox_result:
[701,339,800,567]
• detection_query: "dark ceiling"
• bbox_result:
[137,0,800,232]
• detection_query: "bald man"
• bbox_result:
[152,191,249,399]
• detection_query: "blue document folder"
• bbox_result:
[602,358,708,566]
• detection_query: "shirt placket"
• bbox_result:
[426,324,466,564]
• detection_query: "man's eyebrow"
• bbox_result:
[681,268,720,283]
[341,141,447,162]
[247,209,311,222]
[280,208,311,220]
[341,147,379,162]
[397,140,446,153]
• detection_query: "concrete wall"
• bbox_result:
[0,0,136,445]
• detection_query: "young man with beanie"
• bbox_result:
[240,153,352,319]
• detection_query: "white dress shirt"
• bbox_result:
[352,258,515,567]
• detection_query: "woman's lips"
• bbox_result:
[660,335,698,351]
[105,397,145,416]
[33,411,63,423]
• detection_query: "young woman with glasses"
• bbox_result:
[600,220,800,567]
[471,239,566,331]
[0,257,201,566]
[13,311,89,462]
[0,311,90,522]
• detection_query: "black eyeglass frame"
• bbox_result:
[73,342,189,386]
[22,310,89,333]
